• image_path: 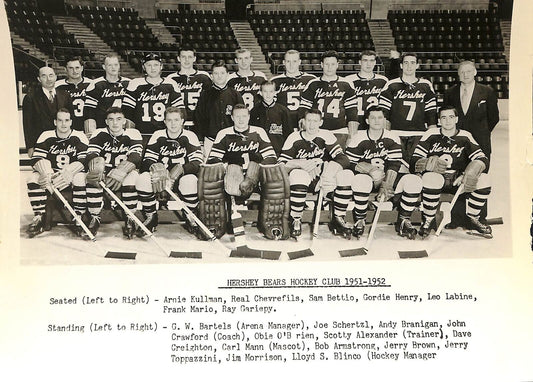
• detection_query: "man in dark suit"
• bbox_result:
[444,60,499,159]
[22,66,72,157]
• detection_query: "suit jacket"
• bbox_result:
[444,82,499,156]
[22,86,73,150]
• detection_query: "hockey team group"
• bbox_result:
[22,47,495,250]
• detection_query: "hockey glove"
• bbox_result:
[425,155,448,174]
[86,157,106,187]
[239,161,260,198]
[462,160,486,193]
[376,170,397,202]
[106,160,136,191]
[52,161,84,191]
[150,163,169,193]
[317,161,342,194]
[34,159,53,192]
[224,164,244,196]
[355,162,385,185]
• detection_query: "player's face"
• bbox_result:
[321,57,338,77]
[54,111,73,136]
[144,60,162,78]
[212,66,228,86]
[458,64,477,85]
[439,109,458,131]
[103,57,120,77]
[366,111,385,131]
[261,84,276,104]
[283,53,301,75]
[232,108,250,131]
[235,51,252,71]
[66,60,83,81]
[303,113,322,135]
[178,50,196,70]
[400,56,419,76]
[165,112,184,135]
[38,67,57,90]
[105,112,127,136]
[360,55,377,74]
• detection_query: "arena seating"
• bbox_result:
[248,10,376,75]
[157,9,240,72]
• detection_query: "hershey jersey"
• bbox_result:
[410,128,489,174]
[379,77,437,132]
[250,100,291,156]
[346,129,404,173]
[122,77,185,135]
[271,72,316,129]
[142,128,203,174]
[227,71,267,110]
[165,70,212,124]
[278,130,348,168]
[299,77,358,132]
[84,76,131,128]
[32,130,89,171]
[55,77,92,131]
[87,128,143,171]
[344,73,388,124]
[208,125,277,168]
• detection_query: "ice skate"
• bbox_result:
[395,216,417,240]
[329,215,352,239]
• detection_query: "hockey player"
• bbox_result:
[55,56,92,132]
[378,52,437,166]
[84,54,131,136]
[84,107,143,238]
[346,106,422,239]
[411,106,492,238]
[122,53,185,140]
[227,48,267,110]
[298,50,359,149]
[26,108,88,237]
[165,47,212,130]
[271,50,316,130]
[194,60,244,156]
[278,108,351,238]
[345,50,388,130]
[250,80,291,156]
[136,107,203,237]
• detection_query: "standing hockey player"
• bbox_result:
[85,107,143,238]
[122,53,185,140]
[271,50,316,130]
[411,106,492,238]
[136,107,203,237]
[55,56,92,132]
[345,50,388,130]
[379,52,437,166]
[165,47,212,130]
[194,60,244,156]
[278,109,352,238]
[298,50,359,149]
[346,106,422,239]
[250,80,291,156]
[227,48,267,110]
[84,54,131,136]
[26,108,88,237]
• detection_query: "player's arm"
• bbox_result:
[486,87,500,131]
[297,83,313,125]
[122,82,138,127]
[344,85,360,137]
[140,134,160,172]
[424,84,438,129]
[281,105,292,140]
[256,128,277,165]
[378,83,393,124]
[206,130,226,164]
[105,131,142,191]
[183,133,203,175]
[409,131,446,174]
[383,136,404,173]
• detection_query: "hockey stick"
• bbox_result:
[435,184,464,236]
[165,187,229,257]
[51,185,136,259]
[99,181,182,258]
[287,188,324,260]
[229,196,282,260]
[340,199,384,257]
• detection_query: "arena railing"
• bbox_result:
[387,0,490,11]
[67,0,134,8]
[247,2,365,13]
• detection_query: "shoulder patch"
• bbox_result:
[36,130,56,143]
[125,128,143,140]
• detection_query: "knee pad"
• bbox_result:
[476,173,491,190]
[71,172,86,187]
[351,173,373,193]
[123,170,139,187]
[27,171,40,185]
[398,173,423,194]
[178,174,198,194]
[422,172,444,190]
[336,169,354,187]
[289,168,311,186]
[136,172,153,192]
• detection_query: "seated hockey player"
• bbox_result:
[411,105,492,238]
[346,106,423,239]
[85,107,143,238]
[26,108,89,237]
[278,108,352,239]
[136,107,203,237]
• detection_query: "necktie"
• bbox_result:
[461,86,469,114]
[48,90,54,102]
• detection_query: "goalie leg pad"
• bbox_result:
[258,164,291,240]
[198,163,227,238]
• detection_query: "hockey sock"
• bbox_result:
[352,190,370,220]
[333,185,351,217]
[422,187,441,219]
[466,187,491,218]
[290,184,308,220]
[86,184,103,216]
[138,189,156,214]
[180,189,199,210]
[121,185,138,213]
[72,185,87,216]
[27,181,46,215]
[399,190,419,218]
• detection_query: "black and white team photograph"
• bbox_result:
[7,0,513,264]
